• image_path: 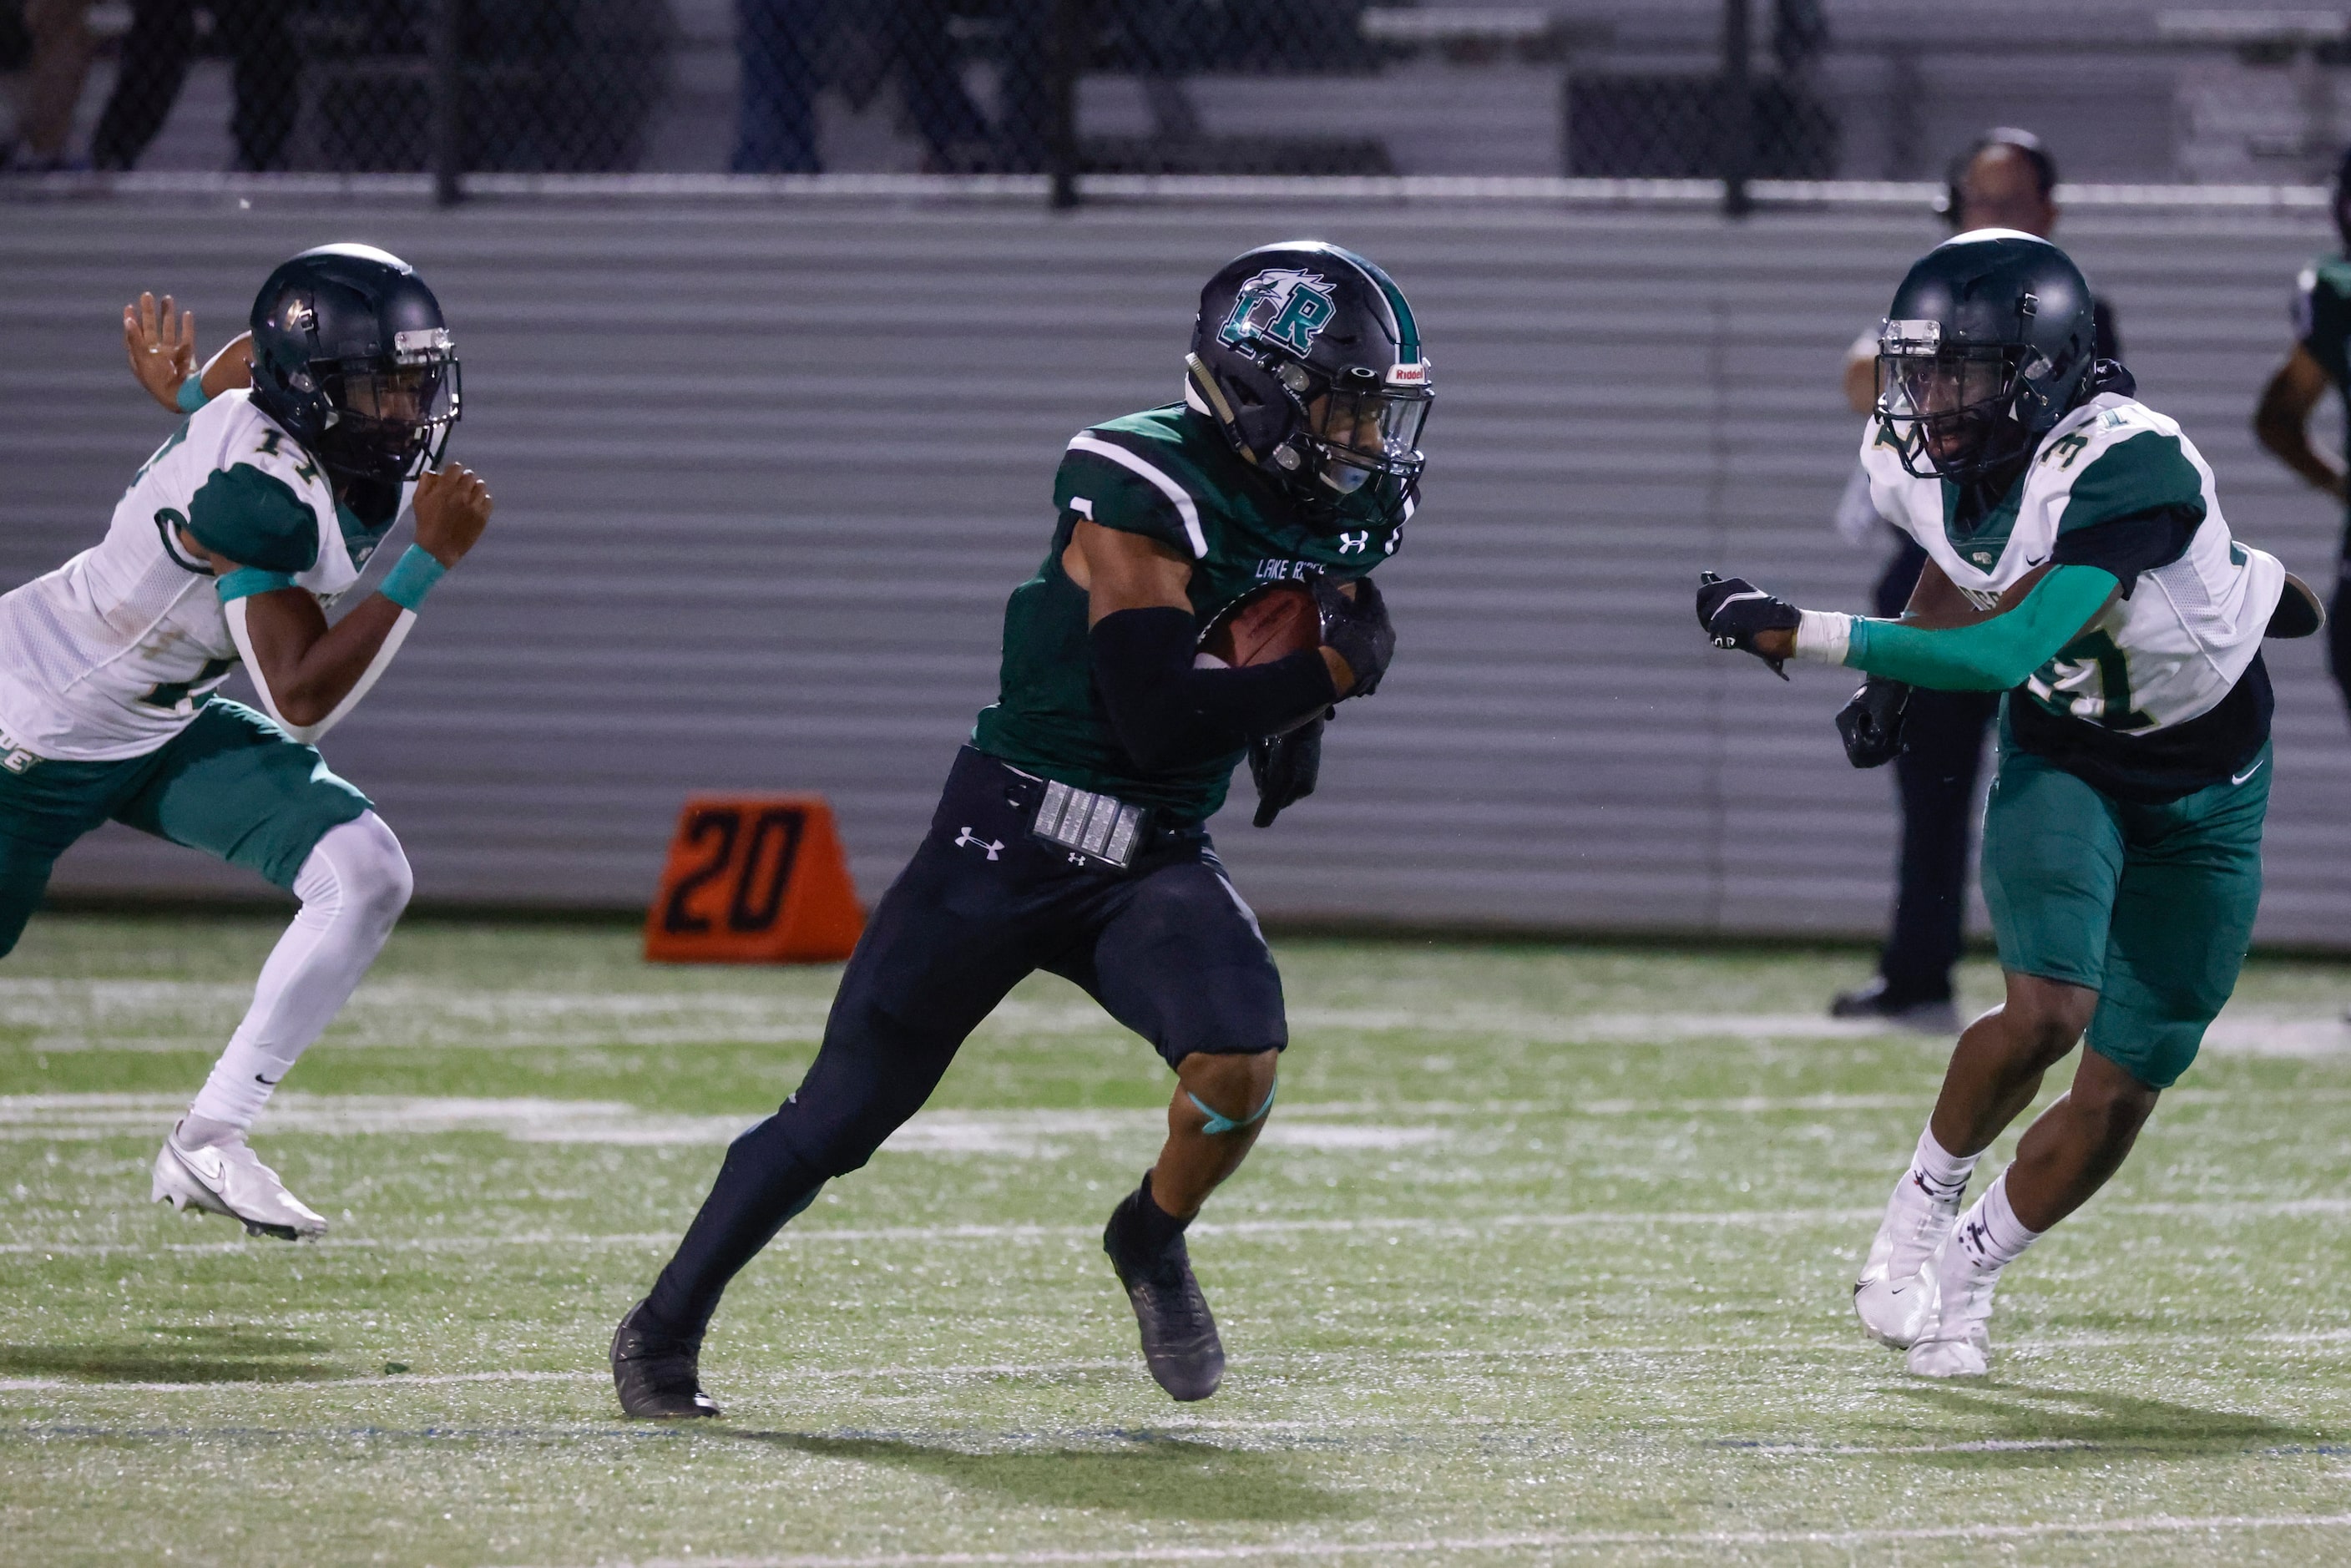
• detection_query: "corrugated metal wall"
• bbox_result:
[3,194,2345,943]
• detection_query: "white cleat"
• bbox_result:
[151,1123,326,1242]
[1905,1237,1998,1378]
[1852,1169,1961,1349]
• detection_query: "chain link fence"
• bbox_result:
[5,3,2351,197]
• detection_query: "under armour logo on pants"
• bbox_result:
[953,827,1004,860]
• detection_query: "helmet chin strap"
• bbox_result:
[1186,349,1395,498]
[1183,354,1255,464]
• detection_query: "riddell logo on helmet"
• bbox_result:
[1386,362,1427,386]
[1220,269,1340,355]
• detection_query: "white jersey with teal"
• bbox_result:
[1861,392,2282,739]
[0,392,404,761]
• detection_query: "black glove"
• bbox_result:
[1250,712,1325,827]
[1696,570,1800,680]
[1836,676,1910,768]
[1313,573,1395,697]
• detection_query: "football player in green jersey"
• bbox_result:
[1699,230,2317,1378]
[613,242,1430,1418]
[2255,143,2351,724]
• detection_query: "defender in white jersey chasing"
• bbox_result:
[1695,230,2320,1377]
[0,244,493,1239]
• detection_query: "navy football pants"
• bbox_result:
[642,747,1286,1343]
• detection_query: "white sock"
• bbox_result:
[1954,1169,2043,1272]
[1909,1124,1979,1201]
[185,813,412,1133]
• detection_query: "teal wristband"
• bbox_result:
[175,377,209,415]
[378,545,446,611]
[216,567,295,602]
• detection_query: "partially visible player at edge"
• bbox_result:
[611,241,1428,1417]
[2254,142,2351,728]
[1696,230,2318,1377]
[0,245,492,1240]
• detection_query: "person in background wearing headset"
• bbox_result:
[1827,128,2123,1033]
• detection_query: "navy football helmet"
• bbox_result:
[1874,230,2099,483]
[247,243,460,487]
[1186,240,1431,506]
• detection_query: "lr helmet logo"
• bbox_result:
[1220,269,1339,356]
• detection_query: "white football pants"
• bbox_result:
[185,812,412,1132]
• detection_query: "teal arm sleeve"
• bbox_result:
[1844,565,2118,691]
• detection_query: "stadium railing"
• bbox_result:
[6,3,2349,208]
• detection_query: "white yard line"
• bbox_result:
[1728,1438,2137,1456]
[0,989,2142,1051]
[0,1369,589,1393]
[13,1331,2349,1398]
[0,1231,689,1257]
[14,1196,2351,1258]
[3,969,2341,1056]
[0,1095,1427,1152]
[6,1085,2349,1157]
[0,1212,1858,1257]
[556,1513,2351,1567]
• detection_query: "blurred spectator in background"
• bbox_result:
[734,0,837,173]
[3,0,95,170]
[2254,144,2351,728]
[90,0,297,171]
[735,0,1017,174]
[1828,128,2121,1031]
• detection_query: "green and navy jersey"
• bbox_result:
[0,391,404,761]
[1862,392,2283,795]
[972,398,1410,820]
[2296,254,2351,529]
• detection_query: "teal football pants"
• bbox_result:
[0,699,371,956]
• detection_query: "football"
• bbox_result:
[1200,578,1321,667]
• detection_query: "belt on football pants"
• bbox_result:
[979,756,1156,871]
[1030,777,1150,870]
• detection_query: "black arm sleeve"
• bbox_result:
[2049,505,2201,598]
[1090,606,1338,773]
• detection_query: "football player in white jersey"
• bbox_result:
[0,243,493,1239]
[1695,230,2319,1377]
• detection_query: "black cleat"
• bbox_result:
[610,1298,720,1419]
[1829,977,1959,1034]
[1103,1189,1225,1402]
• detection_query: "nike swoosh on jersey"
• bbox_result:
[2232,758,2267,786]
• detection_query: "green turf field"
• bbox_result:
[3,914,2348,1566]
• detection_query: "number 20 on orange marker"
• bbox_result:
[644,794,864,964]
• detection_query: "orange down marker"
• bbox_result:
[644,795,864,964]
